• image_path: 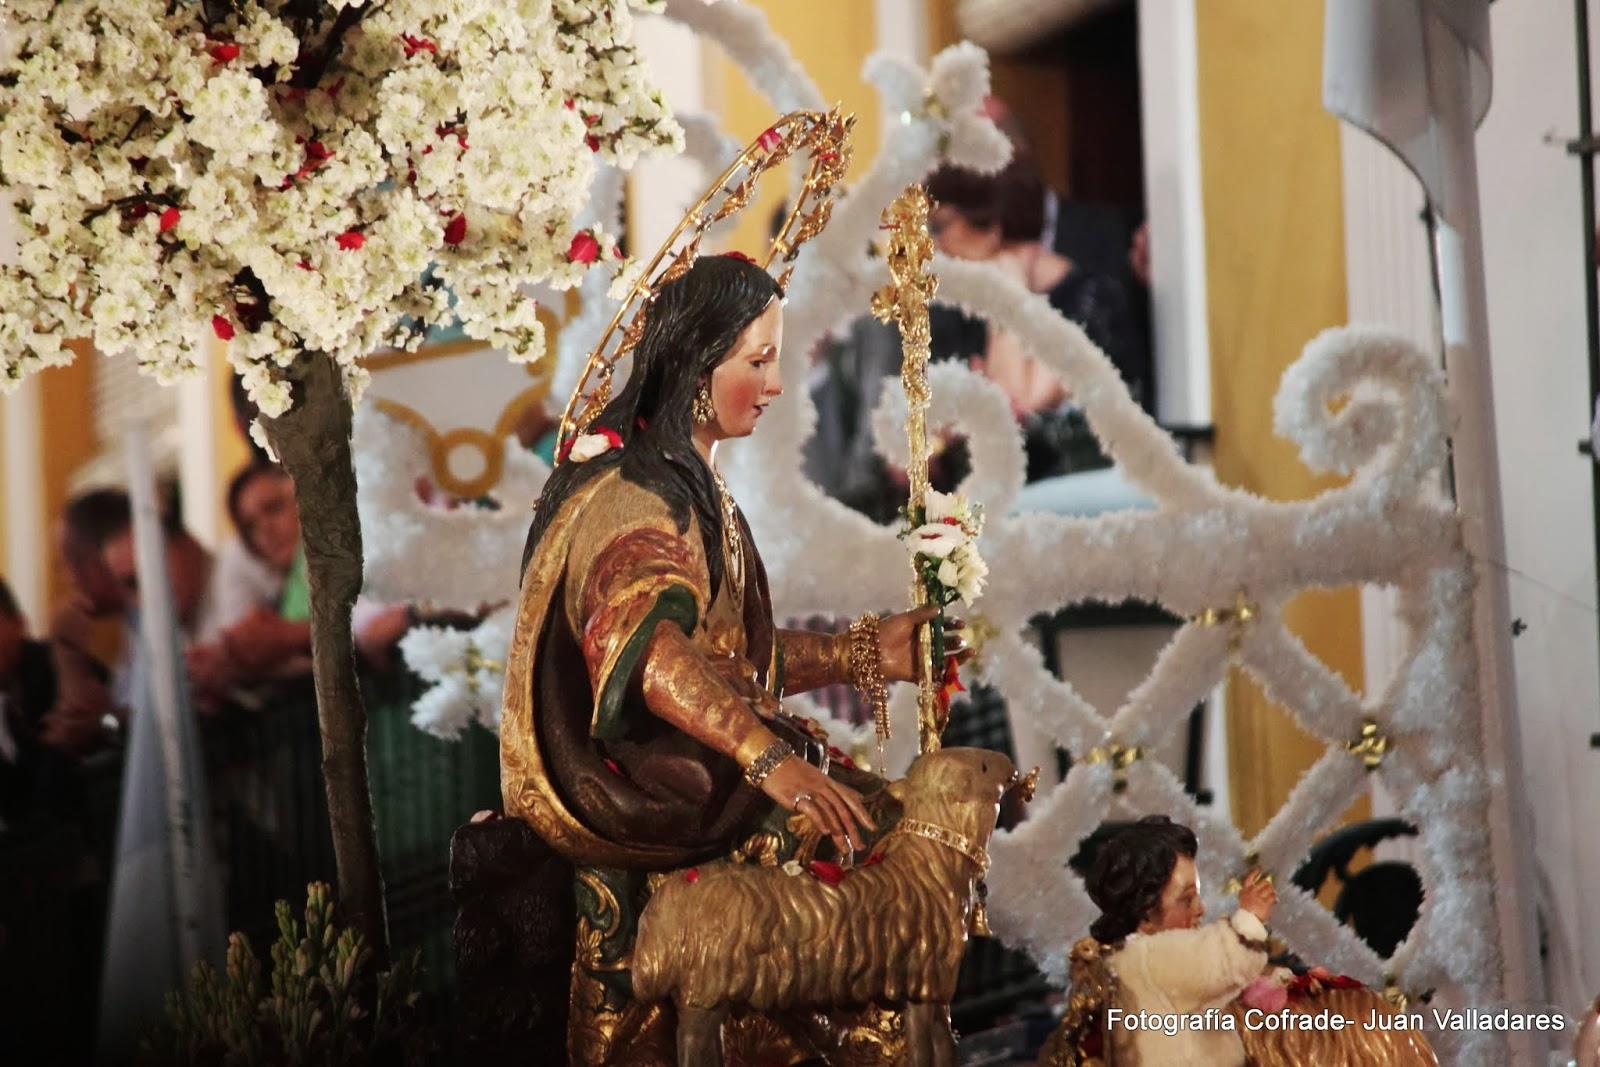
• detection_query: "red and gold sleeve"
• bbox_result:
[574,521,781,765]
[773,628,852,695]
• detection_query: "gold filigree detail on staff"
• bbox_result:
[872,184,942,753]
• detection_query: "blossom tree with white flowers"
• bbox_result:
[0,0,680,957]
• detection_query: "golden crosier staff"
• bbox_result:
[872,185,942,753]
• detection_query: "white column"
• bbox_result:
[177,343,219,547]
[873,0,929,67]
[1431,26,1547,1026]
[1136,0,1212,426]
[2,377,47,627]
[630,16,710,255]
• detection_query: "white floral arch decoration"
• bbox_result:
[354,3,1514,1062]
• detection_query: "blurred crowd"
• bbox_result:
[805,101,1152,522]
[0,384,422,1059]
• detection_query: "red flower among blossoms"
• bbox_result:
[567,230,601,264]
[336,231,365,251]
[586,134,600,153]
[157,207,180,233]
[208,41,241,63]
[757,125,783,152]
[401,35,438,57]
[443,214,468,246]
[808,860,847,886]
[211,315,235,341]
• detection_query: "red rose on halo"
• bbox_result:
[808,860,846,886]
[567,230,601,264]
[556,437,576,463]
[443,214,467,245]
[336,230,365,251]
[723,250,756,264]
[157,207,180,233]
[757,125,783,152]
[211,315,235,341]
[597,427,623,449]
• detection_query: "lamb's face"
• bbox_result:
[895,748,1017,842]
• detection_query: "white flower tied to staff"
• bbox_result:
[0,0,680,415]
[903,488,988,608]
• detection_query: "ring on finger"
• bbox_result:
[794,792,814,808]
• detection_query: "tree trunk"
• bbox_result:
[261,351,389,963]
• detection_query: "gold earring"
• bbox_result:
[693,382,716,426]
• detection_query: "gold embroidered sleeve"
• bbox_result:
[774,628,851,694]
[575,523,708,739]
[576,519,780,764]
[641,622,784,769]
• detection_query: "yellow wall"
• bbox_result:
[1194,0,1365,838]
[39,344,101,611]
[712,1,882,255]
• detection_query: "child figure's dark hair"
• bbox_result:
[1077,815,1199,944]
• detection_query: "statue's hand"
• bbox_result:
[877,607,971,683]
[760,757,874,854]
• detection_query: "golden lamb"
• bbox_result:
[632,746,1018,1067]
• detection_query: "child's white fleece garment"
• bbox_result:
[1106,909,1269,1066]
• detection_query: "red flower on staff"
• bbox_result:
[443,214,467,246]
[757,125,783,152]
[401,35,438,57]
[157,207,180,233]
[336,230,365,251]
[938,655,965,713]
[567,230,601,264]
[808,860,846,886]
[211,315,236,341]
[208,41,241,63]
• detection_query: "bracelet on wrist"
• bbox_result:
[742,739,795,787]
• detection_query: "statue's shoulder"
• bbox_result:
[564,468,684,539]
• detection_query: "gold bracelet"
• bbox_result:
[742,739,795,787]
[847,612,891,757]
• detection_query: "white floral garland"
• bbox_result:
[351,18,1512,1062]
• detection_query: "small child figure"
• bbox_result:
[1080,815,1275,1067]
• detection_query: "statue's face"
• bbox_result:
[705,297,783,440]
[1139,854,1205,934]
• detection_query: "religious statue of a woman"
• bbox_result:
[500,250,957,1063]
